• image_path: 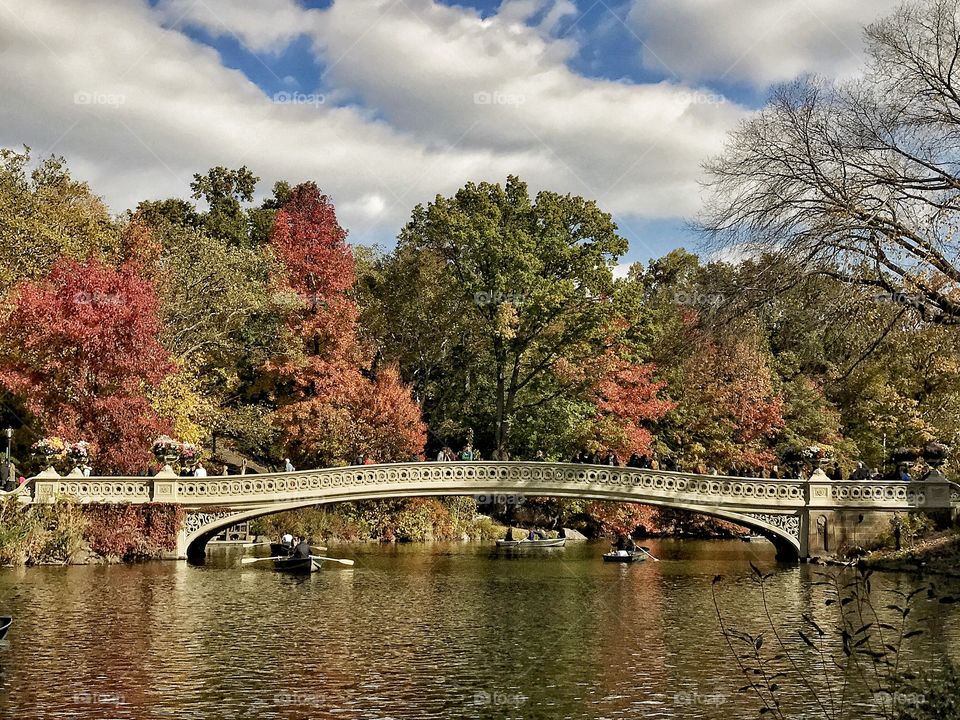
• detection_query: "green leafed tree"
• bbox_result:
[372,175,631,455]
[0,147,119,296]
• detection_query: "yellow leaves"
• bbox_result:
[148,362,211,444]
[494,302,520,340]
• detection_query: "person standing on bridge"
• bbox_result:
[193,463,207,477]
[284,458,295,472]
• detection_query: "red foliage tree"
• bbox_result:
[586,501,659,537]
[663,322,785,468]
[0,258,173,473]
[269,183,425,465]
[592,354,675,458]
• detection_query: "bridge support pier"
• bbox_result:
[804,509,892,557]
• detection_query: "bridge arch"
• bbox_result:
[184,487,802,561]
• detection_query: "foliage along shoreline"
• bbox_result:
[0,146,957,553]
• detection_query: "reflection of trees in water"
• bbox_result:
[0,544,957,719]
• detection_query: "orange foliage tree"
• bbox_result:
[591,352,675,458]
[268,183,425,465]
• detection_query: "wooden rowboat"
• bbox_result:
[496,537,566,549]
[0,617,11,641]
[272,556,323,574]
[603,550,646,563]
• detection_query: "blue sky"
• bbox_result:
[1,0,898,268]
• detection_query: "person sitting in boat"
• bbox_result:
[281,533,294,549]
[614,535,626,551]
[527,528,536,541]
[292,538,312,559]
[625,536,637,553]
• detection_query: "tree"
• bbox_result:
[0,259,173,472]
[390,176,629,453]
[591,356,674,459]
[0,148,119,296]
[269,183,425,465]
[702,0,960,325]
[190,166,258,247]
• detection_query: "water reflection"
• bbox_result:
[0,540,956,719]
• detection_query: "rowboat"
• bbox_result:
[740,534,765,542]
[495,537,566,548]
[603,550,646,563]
[272,556,323,573]
[0,617,11,641]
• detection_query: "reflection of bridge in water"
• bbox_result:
[20,462,960,561]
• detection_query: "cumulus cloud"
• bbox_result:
[0,0,749,256]
[629,0,902,86]
[155,0,318,54]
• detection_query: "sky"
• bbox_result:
[0,0,902,269]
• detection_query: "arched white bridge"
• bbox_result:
[25,461,958,561]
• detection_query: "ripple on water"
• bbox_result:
[0,541,957,719]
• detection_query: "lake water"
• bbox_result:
[0,539,957,719]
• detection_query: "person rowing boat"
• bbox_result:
[292,538,312,559]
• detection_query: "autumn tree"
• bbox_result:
[190,165,258,247]
[0,148,119,296]
[269,182,425,466]
[0,258,173,472]
[377,176,629,454]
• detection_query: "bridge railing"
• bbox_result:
[16,462,957,513]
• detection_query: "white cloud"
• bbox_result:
[629,0,902,86]
[155,0,318,54]
[0,0,750,258]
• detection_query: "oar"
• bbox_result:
[244,541,328,550]
[309,555,355,566]
[638,546,660,562]
[241,555,286,564]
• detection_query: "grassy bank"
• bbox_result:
[862,530,960,577]
[0,497,184,565]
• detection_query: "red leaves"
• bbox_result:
[269,184,425,465]
[587,501,658,537]
[0,258,173,473]
[82,503,185,559]
[591,353,675,458]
